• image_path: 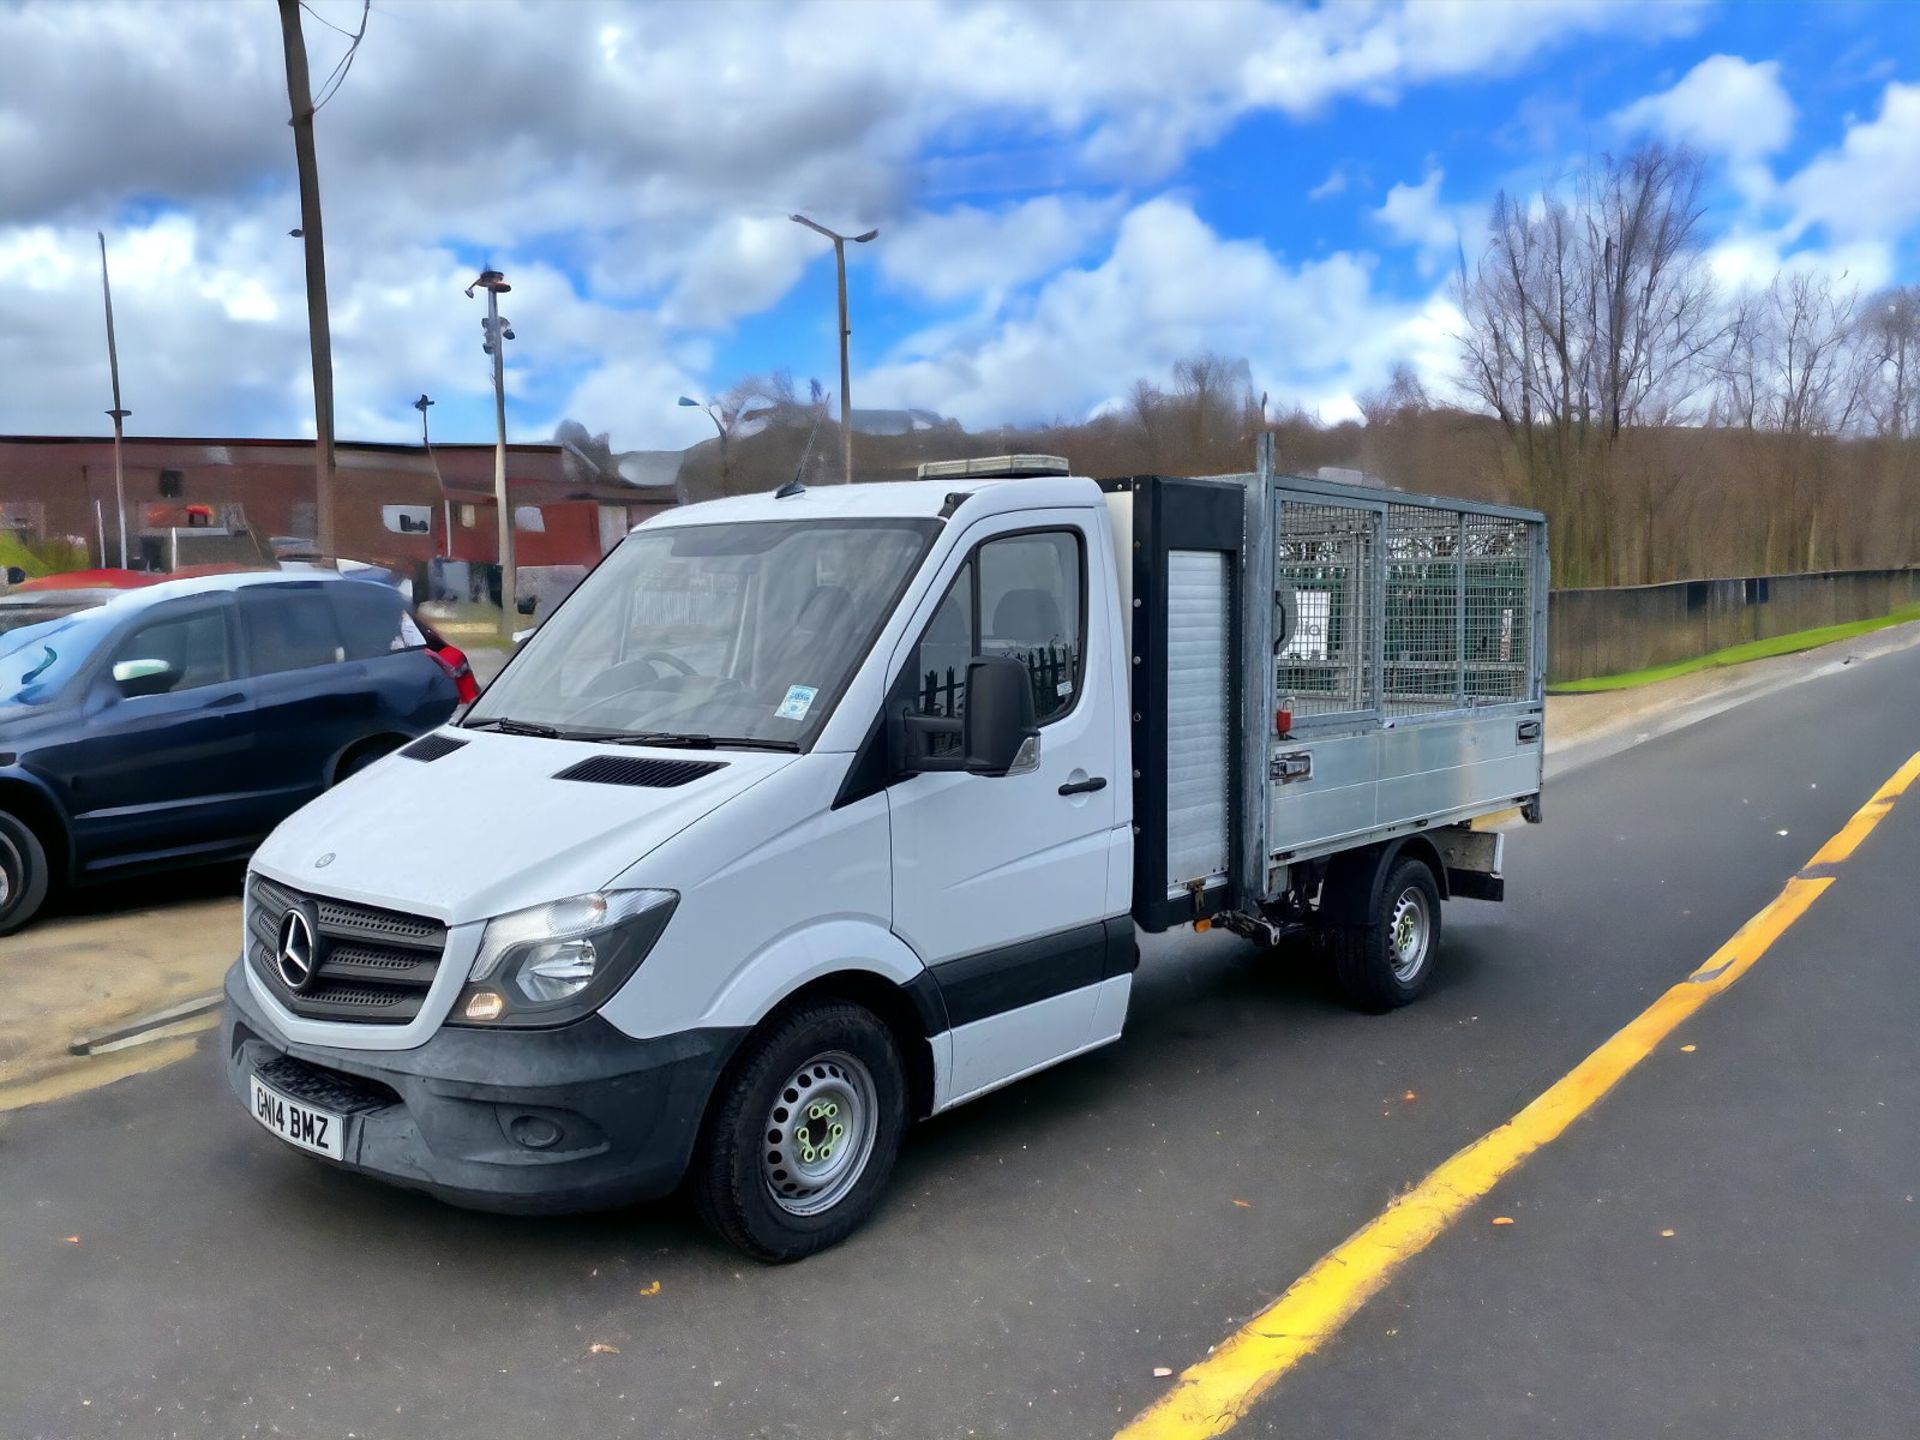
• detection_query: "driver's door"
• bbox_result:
[43,598,255,872]
[885,510,1129,1108]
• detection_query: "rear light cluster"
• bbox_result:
[414,614,480,704]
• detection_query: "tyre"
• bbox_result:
[333,739,396,785]
[1332,856,1442,1012]
[0,809,51,937]
[693,1001,908,1263]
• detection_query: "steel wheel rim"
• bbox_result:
[0,831,18,911]
[762,1050,878,1217]
[1389,886,1430,982]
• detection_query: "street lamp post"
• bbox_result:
[790,214,878,484]
[678,395,730,490]
[466,270,515,638]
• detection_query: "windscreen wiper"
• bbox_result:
[462,716,568,738]
[611,731,801,753]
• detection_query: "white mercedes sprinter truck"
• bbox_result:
[224,457,1547,1260]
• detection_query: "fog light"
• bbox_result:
[508,1114,563,1150]
[464,989,505,1021]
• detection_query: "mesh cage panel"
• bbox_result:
[1463,513,1531,700]
[1383,504,1462,716]
[1274,500,1377,719]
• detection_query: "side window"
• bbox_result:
[239,588,344,675]
[111,608,232,693]
[329,583,425,661]
[902,529,1085,733]
[905,561,974,749]
[978,531,1082,725]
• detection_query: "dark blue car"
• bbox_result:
[0,573,461,933]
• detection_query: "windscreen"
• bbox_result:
[467,518,937,747]
[0,612,111,709]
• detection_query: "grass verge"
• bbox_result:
[1548,603,1920,694]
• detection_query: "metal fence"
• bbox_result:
[1548,566,1920,683]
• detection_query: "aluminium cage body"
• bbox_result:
[1265,476,1548,735]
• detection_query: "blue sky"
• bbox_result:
[2,0,1917,453]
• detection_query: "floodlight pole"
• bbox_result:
[468,270,514,637]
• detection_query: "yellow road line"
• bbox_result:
[1116,747,1920,1440]
[1805,749,1920,866]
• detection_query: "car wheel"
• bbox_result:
[1332,857,1442,1011]
[0,809,51,936]
[333,739,396,785]
[693,1001,908,1263]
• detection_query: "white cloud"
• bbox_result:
[1613,55,1796,159]
[862,197,1444,430]
[0,0,1723,448]
[1785,81,1920,243]
[1374,168,1479,275]
[878,195,1124,304]
[1308,167,1348,201]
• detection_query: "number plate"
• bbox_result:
[250,1075,345,1161]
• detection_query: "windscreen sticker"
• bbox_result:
[775,684,818,721]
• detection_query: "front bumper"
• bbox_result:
[222,961,740,1214]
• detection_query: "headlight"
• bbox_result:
[451,889,678,1027]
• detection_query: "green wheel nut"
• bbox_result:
[830,1123,844,1139]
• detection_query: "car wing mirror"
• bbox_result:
[111,657,181,698]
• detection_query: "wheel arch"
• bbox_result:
[1319,832,1449,927]
[328,731,412,786]
[0,773,73,883]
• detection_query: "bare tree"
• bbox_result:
[1455,142,1721,582]
[1861,286,1920,439]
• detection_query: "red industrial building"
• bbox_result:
[0,434,677,602]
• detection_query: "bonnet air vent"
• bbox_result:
[402,733,469,762]
[553,755,726,788]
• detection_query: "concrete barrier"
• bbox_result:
[1549,567,1920,683]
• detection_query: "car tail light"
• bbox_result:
[434,644,479,704]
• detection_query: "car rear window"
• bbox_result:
[239,586,343,673]
[328,581,427,661]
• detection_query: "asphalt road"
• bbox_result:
[2,642,1916,1440]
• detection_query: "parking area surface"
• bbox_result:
[1,641,1916,1439]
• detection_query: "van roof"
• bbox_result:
[632,475,1106,531]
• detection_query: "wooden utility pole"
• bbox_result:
[277,0,338,559]
[95,232,130,568]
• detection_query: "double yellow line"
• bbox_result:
[1118,749,1920,1440]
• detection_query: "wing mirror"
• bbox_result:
[897,654,1039,777]
[111,657,181,698]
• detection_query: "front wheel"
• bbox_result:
[1332,857,1442,1011]
[0,809,50,936]
[692,1001,908,1262]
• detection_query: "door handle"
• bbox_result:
[206,692,246,709]
[1058,776,1108,796]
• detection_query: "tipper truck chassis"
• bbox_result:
[224,452,1547,1259]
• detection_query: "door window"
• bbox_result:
[239,588,344,674]
[329,583,426,660]
[903,531,1084,733]
[111,609,233,693]
[978,532,1082,724]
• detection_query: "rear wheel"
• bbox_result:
[1332,857,1441,1011]
[693,1001,907,1263]
[0,809,50,936]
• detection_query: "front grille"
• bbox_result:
[253,1053,398,1114]
[248,875,448,1025]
